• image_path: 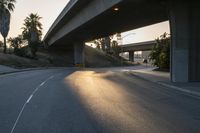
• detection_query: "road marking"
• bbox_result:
[10,75,55,133]
[26,95,33,103]
[40,82,45,86]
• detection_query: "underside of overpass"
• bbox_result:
[44,0,200,82]
[44,0,168,45]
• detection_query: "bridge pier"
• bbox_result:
[129,51,134,62]
[74,42,85,67]
[169,2,200,82]
[105,37,111,53]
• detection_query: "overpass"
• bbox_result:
[119,41,156,62]
[43,0,200,82]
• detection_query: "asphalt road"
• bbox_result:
[0,68,200,133]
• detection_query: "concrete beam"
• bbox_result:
[120,41,156,52]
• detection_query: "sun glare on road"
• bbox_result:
[64,70,156,132]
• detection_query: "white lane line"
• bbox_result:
[10,75,55,133]
[32,76,54,95]
[26,95,33,103]
[40,82,45,86]
[10,102,26,133]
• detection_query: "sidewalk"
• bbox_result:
[0,65,75,76]
[129,68,200,97]
[0,65,19,74]
[0,65,48,75]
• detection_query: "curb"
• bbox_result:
[0,67,58,76]
[129,72,200,98]
[0,67,50,76]
[157,82,200,98]
[0,67,78,76]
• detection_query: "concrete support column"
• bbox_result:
[105,37,111,53]
[169,2,200,82]
[74,42,85,67]
[129,51,134,62]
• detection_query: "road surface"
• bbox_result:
[0,68,200,133]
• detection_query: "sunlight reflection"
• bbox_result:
[63,70,153,132]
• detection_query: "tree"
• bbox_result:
[0,40,3,47]
[0,0,16,53]
[149,32,170,69]
[22,13,42,57]
[92,38,107,51]
[7,35,23,53]
[93,35,114,52]
[111,40,120,56]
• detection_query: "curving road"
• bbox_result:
[0,68,200,133]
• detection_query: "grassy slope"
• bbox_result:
[85,45,128,67]
[0,46,131,68]
[0,53,52,68]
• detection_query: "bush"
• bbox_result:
[150,33,170,69]
[14,47,28,57]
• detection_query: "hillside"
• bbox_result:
[0,53,52,68]
[85,45,128,67]
[0,46,131,68]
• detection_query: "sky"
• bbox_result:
[0,0,69,40]
[0,0,170,44]
[122,21,170,44]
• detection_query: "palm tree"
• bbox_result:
[22,13,42,57]
[0,0,16,53]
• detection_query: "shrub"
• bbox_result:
[150,33,170,69]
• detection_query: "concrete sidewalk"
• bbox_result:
[0,65,76,76]
[0,65,48,75]
[129,68,200,97]
[0,65,17,73]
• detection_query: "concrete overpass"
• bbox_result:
[119,41,156,62]
[43,0,200,82]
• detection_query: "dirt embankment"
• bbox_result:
[0,46,131,68]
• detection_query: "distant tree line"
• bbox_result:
[0,0,43,59]
[92,33,121,57]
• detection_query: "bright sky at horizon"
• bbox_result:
[0,0,170,44]
[122,21,170,44]
[0,0,69,41]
